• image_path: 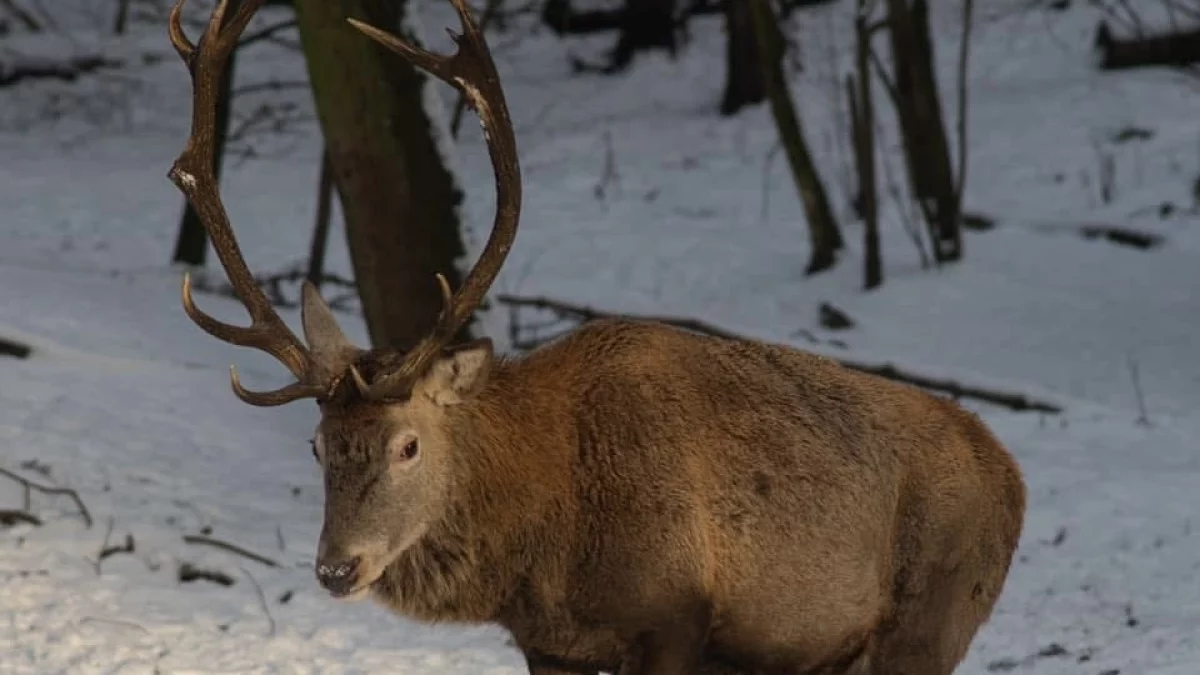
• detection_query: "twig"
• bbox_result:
[0,0,41,31]
[22,0,52,30]
[760,143,783,222]
[593,130,620,202]
[0,466,93,528]
[78,616,150,634]
[1127,352,1152,426]
[497,294,1064,414]
[231,79,309,97]
[91,516,115,575]
[97,532,135,571]
[498,294,747,340]
[183,535,280,568]
[238,18,298,48]
[241,568,276,637]
[178,562,235,586]
[866,45,900,105]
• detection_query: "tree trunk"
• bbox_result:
[885,0,961,262]
[748,0,843,274]
[850,10,880,290]
[172,33,236,266]
[721,0,767,116]
[306,146,336,289]
[292,0,469,350]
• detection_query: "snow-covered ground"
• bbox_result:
[1,0,1198,672]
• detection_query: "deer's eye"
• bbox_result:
[399,439,419,462]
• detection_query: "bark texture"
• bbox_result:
[293,0,469,349]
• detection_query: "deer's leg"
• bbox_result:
[618,601,712,675]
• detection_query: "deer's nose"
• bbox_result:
[315,555,361,596]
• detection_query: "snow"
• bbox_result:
[2,0,1199,672]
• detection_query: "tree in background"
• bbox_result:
[749,0,844,274]
[884,0,962,263]
[292,0,471,349]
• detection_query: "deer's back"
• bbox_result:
[526,319,1024,669]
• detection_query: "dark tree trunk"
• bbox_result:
[885,0,961,262]
[849,9,879,290]
[172,32,236,266]
[293,0,469,349]
[306,146,336,289]
[748,0,843,274]
[721,0,769,116]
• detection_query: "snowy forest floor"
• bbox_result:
[1,0,1199,673]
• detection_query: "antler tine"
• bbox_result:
[349,0,522,399]
[169,0,331,407]
[166,0,195,64]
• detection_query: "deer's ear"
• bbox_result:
[421,338,494,406]
[301,281,360,367]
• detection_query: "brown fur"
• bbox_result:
[311,318,1026,675]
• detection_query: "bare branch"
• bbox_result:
[183,534,280,567]
[498,294,1065,414]
[0,466,93,528]
[238,18,298,48]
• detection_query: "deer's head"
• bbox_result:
[166,0,520,599]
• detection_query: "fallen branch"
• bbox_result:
[498,294,746,341]
[183,535,280,568]
[0,55,122,88]
[497,294,1064,414]
[98,534,135,566]
[0,336,31,359]
[88,517,141,574]
[0,466,93,528]
[178,562,235,587]
[1094,20,1200,71]
[0,509,41,527]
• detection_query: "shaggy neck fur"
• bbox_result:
[371,352,576,624]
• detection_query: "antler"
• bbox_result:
[168,0,336,406]
[346,0,522,400]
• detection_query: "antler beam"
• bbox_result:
[168,0,332,406]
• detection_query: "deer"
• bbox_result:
[165,0,1026,673]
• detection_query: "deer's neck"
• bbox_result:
[376,358,577,624]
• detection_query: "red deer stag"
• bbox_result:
[166,0,1026,673]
